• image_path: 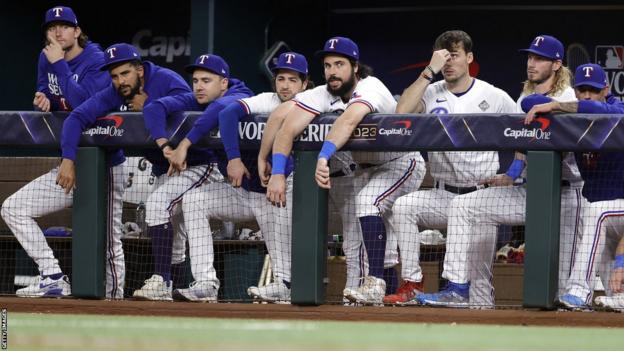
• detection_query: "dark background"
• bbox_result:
[2,0,624,109]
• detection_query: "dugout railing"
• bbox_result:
[1,111,616,309]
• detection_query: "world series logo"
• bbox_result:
[596,45,624,99]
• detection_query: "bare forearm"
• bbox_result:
[554,101,579,113]
[259,114,284,160]
[396,74,430,113]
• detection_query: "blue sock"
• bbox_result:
[447,281,470,297]
[150,223,173,283]
[171,261,189,289]
[359,216,387,279]
[282,280,291,289]
[45,272,64,280]
[384,267,398,294]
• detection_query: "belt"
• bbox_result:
[561,180,570,187]
[436,181,489,195]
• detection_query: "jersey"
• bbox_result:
[516,86,577,113]
[219,92,293,193]
[61,61,190,167]
[575,99,624,202]
[294,76,401,164]
[143,78,252,176]
[516,86,582,185]
[36,42,110,111]
[422,78,517,187]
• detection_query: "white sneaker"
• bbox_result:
[16,275,71,298]
[343,276,386,305]
[595,294,624,312]
[133,275,172,301]
[173,281,218,303]
[247,281,291,303]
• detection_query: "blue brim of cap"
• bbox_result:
[184,64,228,77]
[314,49,357,61]
[271,65,307,75]
[42,20,77,29]
[99,58,139,71]
[518,48,560,60]
[574,82,606,89]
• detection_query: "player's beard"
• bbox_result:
[326,70,356,99]
[527,68,554,85]
[118,78,141,99]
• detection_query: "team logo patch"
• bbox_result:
[478,100,490,111]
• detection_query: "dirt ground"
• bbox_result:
[1,297,623,328]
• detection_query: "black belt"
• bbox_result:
[561,180,570,187]
[436,181,489,195]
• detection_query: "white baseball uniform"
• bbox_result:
[145,164,223,265]
[295,77,425,289]
[442,86,585,307]
[1,162,126,299]
[564,199,624,304]
[183,92,292,286]
[393,78,516,293]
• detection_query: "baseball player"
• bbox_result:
[1,6,110,298]
[595,236,624,311]
[418,35,584,308]
[523,64,624,311]
[267,36,424,305]
[34,6,110,112]
[383,30,516,305]
[132,54,253,301]
[254,61,375,303]
[52,43,192,299]
[171,52,308,302]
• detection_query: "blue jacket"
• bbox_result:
[37,42,110,111]
[61,61,190,167]
[143,78,252,176]
[575,97,624,202]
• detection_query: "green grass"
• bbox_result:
[6,312,624,351]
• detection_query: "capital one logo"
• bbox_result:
[107,47,117,59]
[199,55,209,64]
[328,39,339,49]
[583,66,594,77]
[533,36,545,47]
[284,53,295,64]
[52,7,63,17]
[83,115,125,138]
[503,117,551,141]
[379,120,413,136]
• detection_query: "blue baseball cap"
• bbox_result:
[271,52,308,75]
[43,6,78,28]
[574,63,608,89]
[100,43,142,71]
[316,36,359,61]
[185,54,230,78]
[519,35,564,61]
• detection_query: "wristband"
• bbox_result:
[318,141,337,160]
[426,65,436,76]
[505,159,525,180]
[159,141,172,150]
[615,254,624,269]
[271,153,288,175]
[421,71,433,82]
